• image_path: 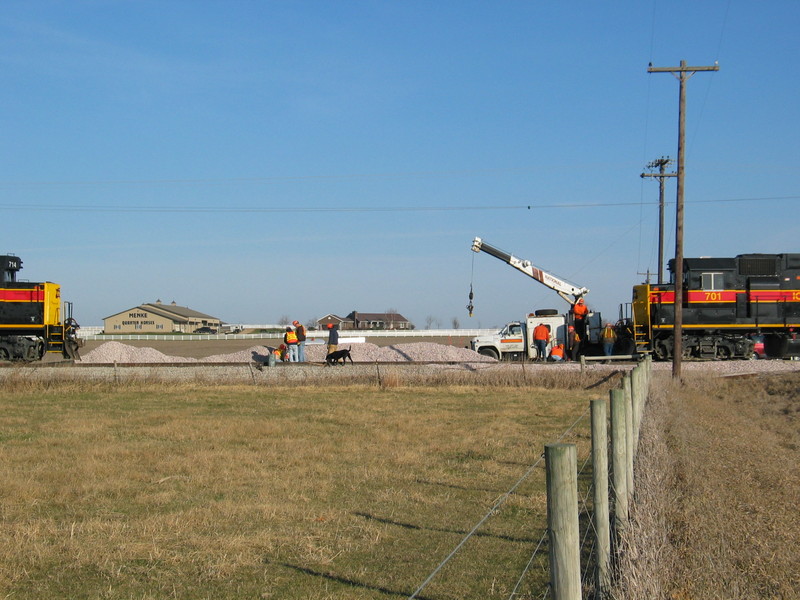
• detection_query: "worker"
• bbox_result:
[568,325,582,361]
[275,344,287,362]
[602,322,617,356]
[572,298,589,338]
[293,320,307,362]
[326,323,339,355]
[532,322,550,361]
[284,326,298,362]
[549,343,565,362]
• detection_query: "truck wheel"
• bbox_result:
[534,309,558,316]
[478,347,499,360]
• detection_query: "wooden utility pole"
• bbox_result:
[640,157,675,285]
[648,60,719,380]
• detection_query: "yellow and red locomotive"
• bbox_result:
[629,253,800,359]
[0,255,82,361]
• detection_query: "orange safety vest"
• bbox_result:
[550,345,565,359]
[602,325,616,340]
[284,331,298,344]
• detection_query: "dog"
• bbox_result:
[325,346,353,366]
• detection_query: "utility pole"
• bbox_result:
[640,157,675,285]
[648,60,719,381]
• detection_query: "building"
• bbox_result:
[316,310,413,331]
[103,300,222,334]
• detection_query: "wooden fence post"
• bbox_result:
[546,443,581,600]
[622,374,634,500]
[610,388,628,528]
[591,399,610,599]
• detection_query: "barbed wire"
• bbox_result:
[408,405,591,599]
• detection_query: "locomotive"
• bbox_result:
[0,255,82,361]
[625,252,800,359]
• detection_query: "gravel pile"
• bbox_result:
[79,341,495,364]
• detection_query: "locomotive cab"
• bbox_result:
[1,255,22,284]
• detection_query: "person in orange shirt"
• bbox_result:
[549,343,565,362]
[572,298,589,338]
[532,322,550,361]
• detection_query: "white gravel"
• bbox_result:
[78,341,496,364]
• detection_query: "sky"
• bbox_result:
[2,1,798,329]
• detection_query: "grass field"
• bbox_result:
[0,374,611,599]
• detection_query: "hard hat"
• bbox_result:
[292,320,299,326]
[569,325,575,330]
[578,298,584,303]
[327,323,333,329]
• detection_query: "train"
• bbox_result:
[0,255,82,362]
[621,252,800,360]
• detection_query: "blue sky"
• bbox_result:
[2,1,798,328]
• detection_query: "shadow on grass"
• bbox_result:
[268,560,436,600]
[353,511,541,544]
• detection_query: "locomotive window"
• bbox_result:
[701,272,724,290]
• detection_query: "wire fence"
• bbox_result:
[407,357,652,600]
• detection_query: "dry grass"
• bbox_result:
[0,376,606,599]
[614,371,800,600]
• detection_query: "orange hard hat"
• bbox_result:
[327,323,333,329]
[568,325,575,330]
[292,320,299,326]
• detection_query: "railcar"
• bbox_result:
[625,253,800,360]
[0,255,82,361]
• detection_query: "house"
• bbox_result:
[103,300,222,334]
[316,310,414,331]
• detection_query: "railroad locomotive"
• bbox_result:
[627,253,800,359]
[0,255,82,361]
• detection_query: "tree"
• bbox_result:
[385,307,399,330]
[451,317,460,329]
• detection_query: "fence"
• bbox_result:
[77,328,496,342]
[407,357,652,600]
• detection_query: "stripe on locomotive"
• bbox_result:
[652,323,800,330]
[647,290,800,303]
[0,288,46,302]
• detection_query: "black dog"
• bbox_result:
[325,347,353,366]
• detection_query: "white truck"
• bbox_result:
[469,237,603,360]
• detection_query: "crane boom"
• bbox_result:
[471,237,589,305]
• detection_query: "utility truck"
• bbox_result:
[469,237,603,360]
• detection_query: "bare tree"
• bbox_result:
[425,315,441,330]
[278,315,291,327]
[385,307,398,330]
[451,316,460,329]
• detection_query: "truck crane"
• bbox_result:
[471,237,589,305]
[469,237,601,361]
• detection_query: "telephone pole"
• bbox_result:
[641,157,675,285]
[648,60,719,380]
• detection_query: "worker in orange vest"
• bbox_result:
[532,322,550,361]
[568,325,582,361]
[572,298,589,338]
[284,326,299,362]
[549,343,565,362]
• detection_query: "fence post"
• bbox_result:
[545,443,581,600]
[590,399,610,599]
[622,374,634,500]
[610,388,628,528]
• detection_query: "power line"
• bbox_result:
[0,195,795,214]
